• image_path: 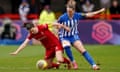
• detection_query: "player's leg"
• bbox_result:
[45,58,60,69]
[45,49,59,69]
[55,49,71,69]
[45,58,54,68]
[61,40,78,69]
[73,40,100,70]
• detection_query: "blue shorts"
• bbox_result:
[59,34,80,44]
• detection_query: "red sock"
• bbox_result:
[63,57,70,64]
[61,57,71,69]
[51,63,60,69]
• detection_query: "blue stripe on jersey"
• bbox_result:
[58,12,84,37]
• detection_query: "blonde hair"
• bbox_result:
[67,0,76,6]
[66,0,76,10]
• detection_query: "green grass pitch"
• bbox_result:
[0,45,120,72]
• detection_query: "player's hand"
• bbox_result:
[10,51,18,55]
[65,27,70,32]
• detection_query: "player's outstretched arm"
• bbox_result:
[10,39,30,55]
[53,23,70,32]
[83,8,105,17]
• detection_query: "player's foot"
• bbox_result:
[72,61,78,69]
[64,63,71,69]
[55,65,59,69]
[67,63,72,69]
[92,65,100,70]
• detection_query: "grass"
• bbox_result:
[0,45,120,72]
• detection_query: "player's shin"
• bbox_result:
[82,51,100,70]
[64,46,78,69]
[62,57,71,69]
[82,51,96,66]
[62,57,70,64]
[64,46,74,62]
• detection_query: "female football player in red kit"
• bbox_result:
[10,22,71,69]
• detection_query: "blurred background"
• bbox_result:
[0,0,120,45]
[0,1,120,72]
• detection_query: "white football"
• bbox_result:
[36,59,48,69]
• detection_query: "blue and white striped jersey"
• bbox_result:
[58,12,84,38]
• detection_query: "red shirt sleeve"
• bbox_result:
[39,24,48,30]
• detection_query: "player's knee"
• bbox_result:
[62,40,71,48]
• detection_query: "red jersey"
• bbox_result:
[27,24,62,49]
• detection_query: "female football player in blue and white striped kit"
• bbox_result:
[57,4,105,70]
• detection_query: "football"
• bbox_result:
[36,59,48,69]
